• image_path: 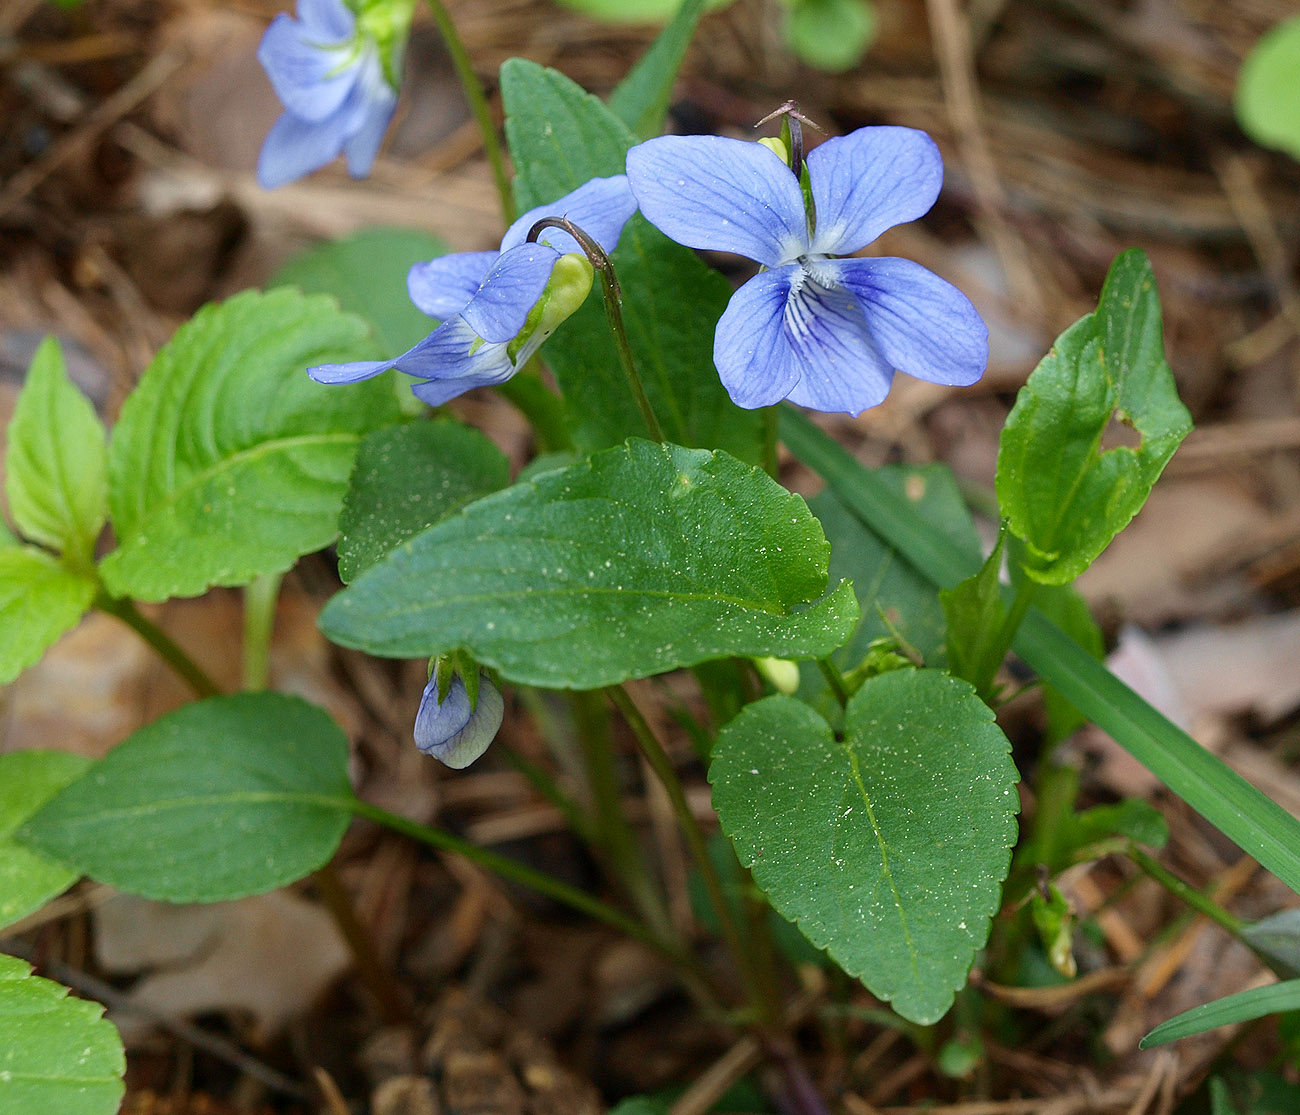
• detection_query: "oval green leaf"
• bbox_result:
[16,693,354,903]
[4,337,107,566]
[320,439,858,688]
[711,670,1019,1024]
[0,954,125,1115]
[0,547,97,686]
[0,752,92,931]
[98,288,400,601]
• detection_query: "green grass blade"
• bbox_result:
[1140,980,1300,1048]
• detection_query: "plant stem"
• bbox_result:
[607,685,782,1025]
[313,861,412,1025]
[96,593,221,699]
[242,572,281,692]
[422,0,513,223]
[1128,843,1246,936]
[527,216,664,442]
[495,368,574,454]
[817,657,850,708]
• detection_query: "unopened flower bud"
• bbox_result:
[753,655,800,695]
[414,667,504,769]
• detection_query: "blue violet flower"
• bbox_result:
[309,175,637,404]
[626,127,988,414]
[257,0,402,189]
[415,670,504,769]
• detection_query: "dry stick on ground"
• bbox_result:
[922,0,1044,321]
[0,43,188,220]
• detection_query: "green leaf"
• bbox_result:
[1140,979,1300,1049]
[98,289,400,601]
[320,439,859,688]
[940,528,1010,700]
[811,463,981,671]
[711,670,1019,1024]
[0,752,92,931]
[609,0,706,137]
[552,0,732,22]
[1236,15,1300,162]
[996,249,1192,584]
[338,420,510,582]
[271,226,447,355]
[0,954,124,1115]
[782,404,1300,903]
[4,337,107,565]
[0,547,97,685]
[782,0,877,73]
[16,693,354,903]
[1243,910,1300,979]
[501,59,764,463]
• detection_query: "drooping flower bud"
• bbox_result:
[414,660,504,769]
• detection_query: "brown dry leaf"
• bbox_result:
[95,890,350,1041]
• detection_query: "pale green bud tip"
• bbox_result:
[758,136,791,166]
[753,655,800,695]
[539,252,595,333]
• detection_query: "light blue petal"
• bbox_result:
[341,52,397,177]
[397,318,518,404]
[627,136,809,267]
[460,244,559,344]
[415,674,504,768]
[256,110,350,188]
[780,267,895,414]
[806,127,944,256]
[828,257,988,387]
[408,252,499,319]
[500,175,639,255]
[258,13,355,123]
[308,357,397,384]
[713,266,804,408]
[297,0,353,40]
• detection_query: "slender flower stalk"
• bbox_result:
[422,0,514,222]
[527,216,664,441]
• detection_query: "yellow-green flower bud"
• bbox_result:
[758,136,791,166]
[753,655,800,695]
[507,252,595,362]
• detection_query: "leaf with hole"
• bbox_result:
[711,669,1019,1023]
[996,249,1191,584]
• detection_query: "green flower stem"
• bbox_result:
[96,593,220,699]
[1128,843,1246,937]
[762,406,780,478]
[607,684,782,1026]
[422,0,514,224]
[242,572,281,692]
[817,657,851,708]
[313,861,413,1025]
[348,794,713,997]
[572,690,678,943]
[527,216,664,442]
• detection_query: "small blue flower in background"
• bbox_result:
[626,127,988,415]
[257,0,401,189]
[415,670,504,769]
[309,174,637,404]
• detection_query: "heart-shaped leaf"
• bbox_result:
[711,669,1019,1023]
